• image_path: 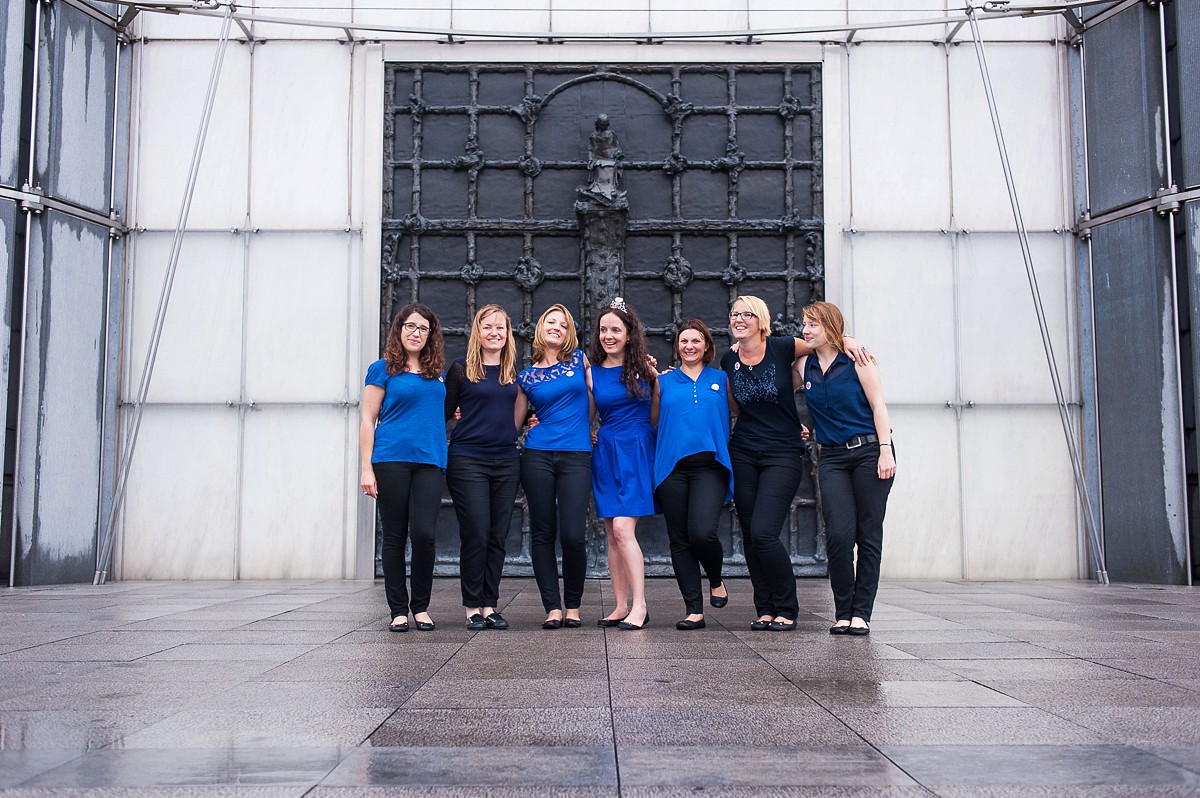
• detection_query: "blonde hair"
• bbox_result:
[801,301,846,355]
[466,304,517,384]
[532,304,579,364]
[732,294,771,340]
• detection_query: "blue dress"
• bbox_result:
[591,365,656,518]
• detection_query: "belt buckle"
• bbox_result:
[845,436,864,450]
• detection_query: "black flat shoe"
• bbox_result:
[829,623,851,635]
[750,619,772,631]
[542,617,562,630]
[847,624,870,636]
[484,612,508,630]
[769,619,797,632]
[388,620,409,633]
[563,617,583,628]
[466,613,486,631]
[415,620,436,632]
[709,584,728,609]
[618,616,649,631]
[676,618,706,630]
[597,615,627,628]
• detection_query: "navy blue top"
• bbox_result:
[801,352,877,446]
[365,359,448,468]
[444,358,521,460]
[720,335,804,451]
[517,349,592,452]
[653,366,733,500]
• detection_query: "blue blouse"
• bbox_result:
[801,352,877,446]
[517,349,592,452]
[653,366,733,500]
[365,359,448,468]
[592,365,653,438]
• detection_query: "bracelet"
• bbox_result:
[880,442,893,448]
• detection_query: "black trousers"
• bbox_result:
[520,448,593,613]
[730,445,803,620]
[375,461,444,618]
[654,455,727,615]
[819,443,894,622]
[446,454,521,608]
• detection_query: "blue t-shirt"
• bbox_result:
[654,366,733,500]
[516,349,592,452]
[801,352,877,446]
[365,359,448,468]
[444,358,520,460]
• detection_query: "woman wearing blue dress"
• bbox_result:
[360,303,447,633]
[652,319,732,630]
[589,298,658,631]
[514,304,594,630]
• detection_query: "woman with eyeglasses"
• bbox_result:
[443,304,521,631]
[514,304,595,630]
[796,301,895,636]
[721,295,867,631]
[590,297,657,631]
[361,303,446,633]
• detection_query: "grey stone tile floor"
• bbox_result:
[0,577,1198,796]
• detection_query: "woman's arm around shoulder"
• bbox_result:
[443,359,465,423]
[856,360,896,480]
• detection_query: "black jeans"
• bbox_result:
[446,454,521,608]
[819,442,894,622]
[375,461,444,618]
[520,448,593,613]
[654,454,727,615]
[730,445,803,620]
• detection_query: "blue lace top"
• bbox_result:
[517,349,592,452]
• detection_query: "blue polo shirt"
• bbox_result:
[653,366,733,501]
[365,359,448,468]
[801,352,877,446]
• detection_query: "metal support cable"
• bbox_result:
[966,6,1108,584]
[94,4,235,585]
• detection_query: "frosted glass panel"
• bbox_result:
[960,407,1080,579]
[651,1,747,33]
[848,44,951,229]
[133,42,250,229]
[352,0,450,33]
[847,2,947,42]
[846,233,955,404]
[137,10,239,39]
[957,233,1075,404]
[249,43,350,228]
[126,232,245,403]
[453,0,549,32]
[249,0,350,40]
[969,15,1063,42]
[118,406,239,580]
[244,233,351,402]
[553,0,650,34]
[877,407,962,579]
[240,406,349,578]
[949,44,1069,230]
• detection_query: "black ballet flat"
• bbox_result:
[709,584,728,609]
[542,617,562,630]
[676,618,706,630]
[617,612,649,631]
[847,623,870,636]
[750,619,772,631]
[465,614,486,631]
[415,619,436,632]
[597,616,627,628]
[769,619,797,632]
[484,612,508,630]
[388,619,409,633]
[563,617,583,628]
[829,623,851,635]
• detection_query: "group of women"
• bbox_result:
[360,295,895,636]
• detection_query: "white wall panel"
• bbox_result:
[845,233,956,405]
[126,233,245,403]
[249,43,350,228]
[650,0,746,34]
[968,15,1063,43]
[553,0,651,35]
[959,407,1080,579]
[848,1,947,42]
[244,233,351,402]
[748,2,845,41]
[239,407,348,578]
[117,407,239,579]
[877,407,963,579]
[453,0,549,33]
[957,233,1076,404]
[847,43,951,229]
[351,0,450,35]
[249,0,349,40]
[136,10,239,40]
[949,43,1069,231]
[132,42,250,229]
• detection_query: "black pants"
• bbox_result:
[819,443,894,622]
[521,448,593,613]
[446,454,521,608]
[730,445,803,620]
[655,454,727,615]
[375,461,444,618]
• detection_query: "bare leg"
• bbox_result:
[611,516,647,626]
[603,519,631,621]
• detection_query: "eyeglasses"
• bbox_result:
[402,322,431,336]
[729,311,756,321]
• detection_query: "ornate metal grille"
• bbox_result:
[381,62,826,577]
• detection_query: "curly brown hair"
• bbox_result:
[589,300,656,399]
[383,303,444,379]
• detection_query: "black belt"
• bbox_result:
[821,434,878,451]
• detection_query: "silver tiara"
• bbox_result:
[609,296,627,312]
